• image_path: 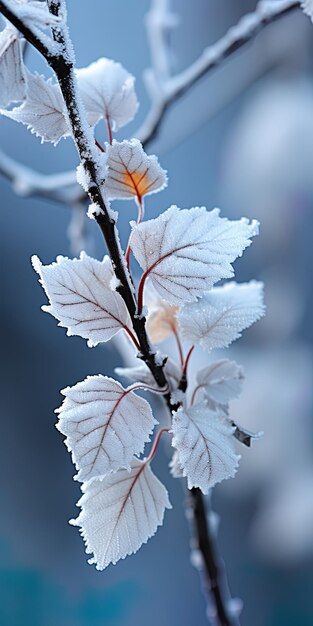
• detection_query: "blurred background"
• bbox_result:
[1,1,313,625]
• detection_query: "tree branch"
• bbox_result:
[0,147,80,202]
[144,0,178,83]
[0,2,297,624]
[0,0,301,206]
[135,0,300,146]
[0,0,57,59]
[189,489,240,626]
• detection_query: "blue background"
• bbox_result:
[1,1,313,625]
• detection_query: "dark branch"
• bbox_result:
[0,2,273,624]
[0,0,54,59]
[190,489,240,626]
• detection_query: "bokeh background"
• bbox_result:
[1,1,313,625]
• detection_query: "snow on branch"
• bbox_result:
[145,0,178,83]
[136,0,300,145]
[0,147,79,201]
[0,0,61,59]
[0,0,300,210]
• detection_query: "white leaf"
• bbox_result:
[169,450,184,479]
[195,359,244,412]
[130,205,259,305]
[70,459,171,570]
[76,58,138,131]
[172,404,240,493]
[179,281,265,350]
[56,375,157,482]
[0,27,26,107]
[1,70,69,144]
[115,357,181,391]
[105,139,167,200]
[32,252,134,347]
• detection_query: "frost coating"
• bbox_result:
[301,0,313,21]
[56,375,157,482]
[76,58,139,131]
[31,252,133,346]
[105,139,167,200]
[130,205,259,305]
[0,26,26,107]
[169,449,184,479]
[10,0,63,27]
[76,163,91,193]
[1,70,70,144]
[195,359,244,413]
[179,281,265,350]
[116,357,181,391]
[87,202,104,220]
[172,404,241,493]
[70,459,172,570]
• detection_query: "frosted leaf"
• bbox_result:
[105,139,167,200]
[195,359,244,412]
[169,450,184,478]
[301,1,313,21]
[116,357,181,391]
[76,58,138,131]
[172,404,240,493]
[179,281,265,351]
[0,27,26,107]
[70,459,171,570]
[56,375,157,482]
[11,1,63,27]
[32,252,133,347]
[130,206,259,305]
[1,70,69,144]
[145,283,179,343]
[232,423,263,448]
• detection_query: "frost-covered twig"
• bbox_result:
[0,0,59,59]
[0,147,80,201]
[136,0,300,145]
[0,0,300,208]
[0,3,265,625]
[144,0,178,83]
[190,489,240,626]
[43,0,170,392]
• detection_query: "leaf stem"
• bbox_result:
[106,114,113,145]
[95,138,105,152]
[191,383,204,406]
[128,382,170,395]
[171,324,184,369]
[137,269,149,315]
[123,326,141,351]
[147,427,170,463]
[126,195,144,271]
[183,345,194,376]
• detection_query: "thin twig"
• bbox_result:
[144,0,178,83]
[0,0,57,59]
[189,489,240,626]
[136,0,300,146]
[0,2,298,624]
[0,148,81,202]
[0,0,300,205]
